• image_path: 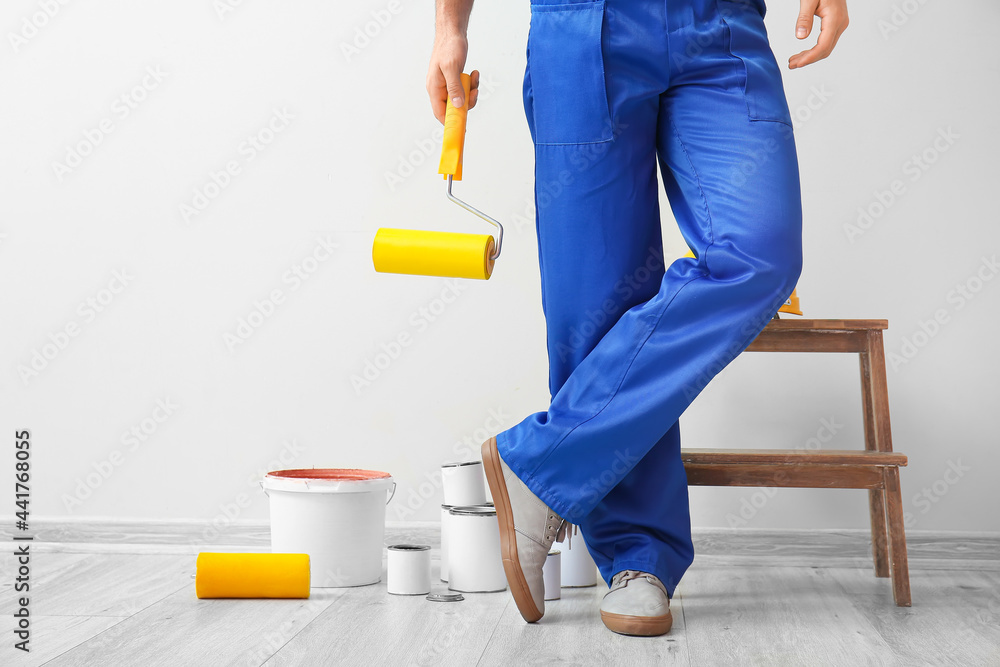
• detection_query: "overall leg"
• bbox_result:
[511,0,692,596]
[496,0,802,554]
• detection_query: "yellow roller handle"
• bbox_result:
[438,73,471,181]
[195,552,310,599]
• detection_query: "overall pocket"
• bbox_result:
[717,0,793,126]
[527,0,614,145]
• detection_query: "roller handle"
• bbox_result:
[438,73,471,181]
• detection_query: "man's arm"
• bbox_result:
[788,0,849,69]
[427,0,480,123]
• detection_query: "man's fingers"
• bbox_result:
[468,69,480,110]
[427,68,447,124]
[444,66,466,110]
[797,0,818,39]
[788,7,848,68]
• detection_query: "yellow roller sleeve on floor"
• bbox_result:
[373,228,495,280]
[195,553,310,599]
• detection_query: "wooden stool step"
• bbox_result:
[683,318,911,607]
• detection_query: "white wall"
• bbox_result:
[2,0,996,534]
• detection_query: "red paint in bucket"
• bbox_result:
[266,468,391,481]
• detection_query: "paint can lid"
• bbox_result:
[441,460,483,469]
[448,505,497,517]
[387,544,430,552]
[426,593,464,602]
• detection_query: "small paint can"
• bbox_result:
[386,544,431,595]
[447,505,507,593]
[440,504,457,582]
[559,526,598,588]
[441,461,488,507]
[543,550,561,601]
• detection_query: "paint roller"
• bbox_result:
[195,553,310,599]
[372,73,504,280]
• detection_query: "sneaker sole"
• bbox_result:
[481,437,543,623]
[600,610,673,636]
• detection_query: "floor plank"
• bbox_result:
[477,582,688,666]
[3,615,123,667]
[0,552,191,617]
[263,578,508,666]
[0,530,997,666]
[680,563,897,666]
[830,568,1000,667]
[42,585,347,667]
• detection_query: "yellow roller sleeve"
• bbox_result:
[372,228,495,280]
[438,73,471,181]
[195,553,310,599]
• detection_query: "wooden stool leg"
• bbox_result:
[860,337,890,578]
[868,488,890,578]
[883,467,912,607]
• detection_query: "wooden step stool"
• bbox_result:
[681,319,911,606]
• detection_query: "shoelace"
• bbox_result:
[545,512,567,545]
[609,569,649,592]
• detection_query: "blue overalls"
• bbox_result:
[495,0,802,597]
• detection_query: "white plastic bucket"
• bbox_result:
[261,468,395,588]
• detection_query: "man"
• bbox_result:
[427,0,848,637]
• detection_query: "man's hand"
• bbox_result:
[426,0,479,124]
[427,36,480,124]
[788,0,849,69]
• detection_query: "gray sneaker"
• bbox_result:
[600,570,673,636]
[482,436,566,622]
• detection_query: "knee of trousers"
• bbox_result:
[710,242,803,309]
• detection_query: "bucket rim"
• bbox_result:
[265,468,391,481]
[261,468,394,495]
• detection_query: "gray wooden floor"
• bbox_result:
[3,525,999,666]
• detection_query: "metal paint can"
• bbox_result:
[386,544,431,595]
[446,505,507,593]
[440,503,457,582]
[543,550,561,600]
[558,527,598,588]
[441,460,488,507]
